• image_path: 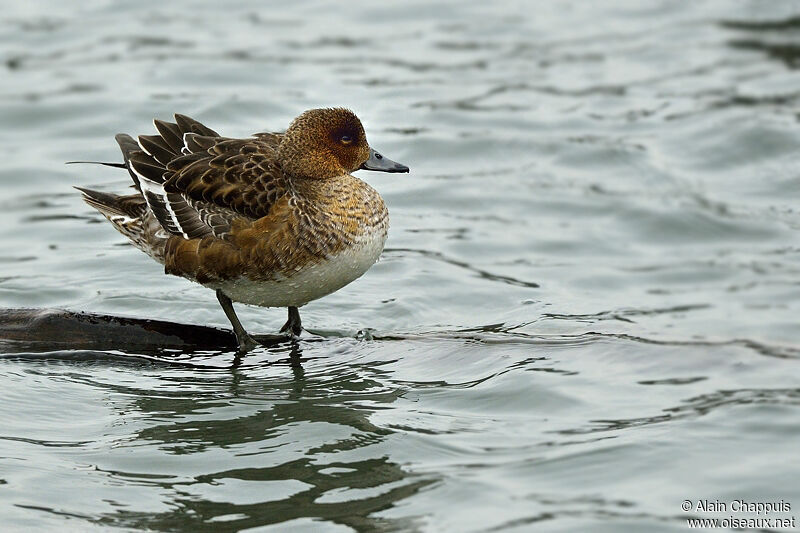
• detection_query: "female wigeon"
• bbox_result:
[76,108,409,352]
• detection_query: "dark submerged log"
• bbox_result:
[0,308,245,353]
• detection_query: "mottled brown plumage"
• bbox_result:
[76,108,409,352]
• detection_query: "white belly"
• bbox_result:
[211,230,386,308]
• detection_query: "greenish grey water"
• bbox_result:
[2,1,800,531]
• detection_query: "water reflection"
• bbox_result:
[96,462,431,531]
[60,341,436,531]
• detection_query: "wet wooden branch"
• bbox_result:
[0,308,242,353]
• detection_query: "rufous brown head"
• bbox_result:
[278,108,409,179]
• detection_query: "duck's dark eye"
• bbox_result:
[340,135,353,145]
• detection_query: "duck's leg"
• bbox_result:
[216,289,258,352]
[280,306,303,337]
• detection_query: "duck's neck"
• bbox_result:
[291,173,358,201]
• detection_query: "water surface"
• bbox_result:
[1,1,800,531]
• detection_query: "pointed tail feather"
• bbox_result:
[65,161,127,169]
[75,187,146,220]
[75,186,127,218]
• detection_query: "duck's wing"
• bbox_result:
[122,114,289,241]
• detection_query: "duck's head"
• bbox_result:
[278,108,409,179]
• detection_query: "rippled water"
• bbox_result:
[2,1,800,531]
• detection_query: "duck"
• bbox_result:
[75,108,409,352]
